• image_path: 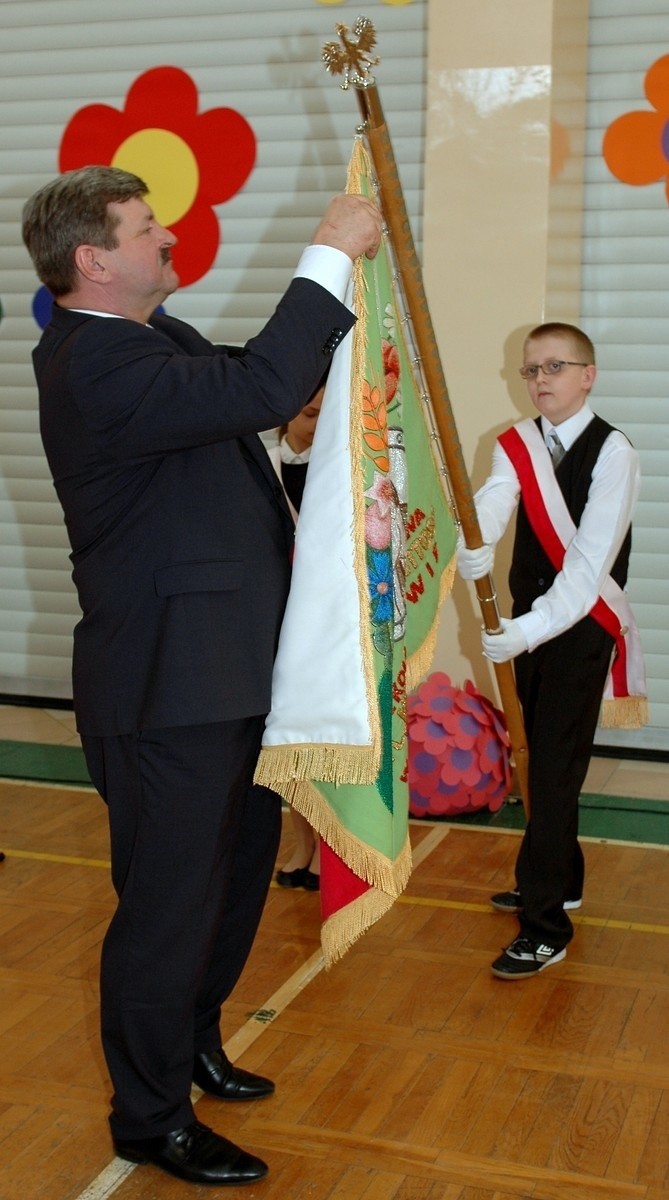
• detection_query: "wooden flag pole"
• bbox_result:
[323,19,530,816]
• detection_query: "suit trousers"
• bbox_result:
[513,616,614,950]
[82,718,281,1141]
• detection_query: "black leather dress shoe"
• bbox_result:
[276,866,308,887]
[193,1049,275,1100]
[276,866,320,890]
[114,1119,268,1186]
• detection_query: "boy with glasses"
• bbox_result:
[457,322,644,979]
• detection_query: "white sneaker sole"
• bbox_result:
[491,895,583,913]
[491,945,567,979]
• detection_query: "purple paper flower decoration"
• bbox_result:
[407,672,512,817]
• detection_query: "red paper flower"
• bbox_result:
[59,66,257,287]
[407,672,512,817]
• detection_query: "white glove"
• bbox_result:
[456,537,494,580]
[481,617,528,663]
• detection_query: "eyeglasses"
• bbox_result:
[519,359,588,380]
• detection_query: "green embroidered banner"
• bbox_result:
[256,138,458,964]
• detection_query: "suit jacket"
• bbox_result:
[33,278,353,736]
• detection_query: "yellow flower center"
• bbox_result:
[112,129,199,226]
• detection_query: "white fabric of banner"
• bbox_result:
[262,306,372,752]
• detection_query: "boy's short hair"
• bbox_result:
[524,322,596,366]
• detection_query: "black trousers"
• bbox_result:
[513,616,614,950]
[82,718,281,1141]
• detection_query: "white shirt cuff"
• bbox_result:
[515,608,550,653]
[292,245,353,304]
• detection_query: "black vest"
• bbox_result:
[509,414,631,618]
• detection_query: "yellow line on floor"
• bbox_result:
[4,836,668,937]
[1,826,453,873]
[398,892,669,935]
[576,915,669,934]
[3,846,110,867]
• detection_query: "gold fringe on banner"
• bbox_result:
[600,696,649,730]
[253,742,379,789]
[322,888,396,966]
[283,778,412,899]
[347,140,383,766]
[406,554,456,693]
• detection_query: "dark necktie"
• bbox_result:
[548,430,565,468]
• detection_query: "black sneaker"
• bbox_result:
[490,890,582,913]
[491,935,566,979]
[490,890,522,912]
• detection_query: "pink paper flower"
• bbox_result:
[407,673,512,817]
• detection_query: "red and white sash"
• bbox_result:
[499,419,648,729]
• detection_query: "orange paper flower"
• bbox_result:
[603,55,669,197]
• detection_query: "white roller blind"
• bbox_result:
[0,0,426,699]
[582,0,669,751]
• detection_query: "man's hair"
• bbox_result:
[524,321,596,365]
[22,166,148,296]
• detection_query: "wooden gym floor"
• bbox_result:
[1,758,668,1200]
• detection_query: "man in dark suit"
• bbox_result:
[22,165,381,1187]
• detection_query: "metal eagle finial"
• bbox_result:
[322,16,379,89]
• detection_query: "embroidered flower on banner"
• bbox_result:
[361,317,407,651]
[382,339,400,403]
[364,471,396,550]
[603,54,669,199]
[59,66,257,288]
[368,548,394,624]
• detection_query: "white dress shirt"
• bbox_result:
[279,438,311,466]
[473,403,641,652]
[292,244,353,305]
